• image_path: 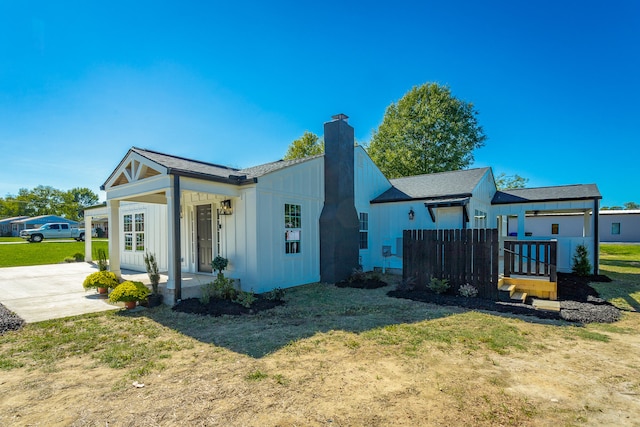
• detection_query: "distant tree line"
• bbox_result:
[0,186,99,221]
[601,202,640,210]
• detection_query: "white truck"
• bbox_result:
[20,223,86,243]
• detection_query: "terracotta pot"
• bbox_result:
[124,301,137,310]
[97,287,108,295]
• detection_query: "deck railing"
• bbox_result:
[503,240,557,282]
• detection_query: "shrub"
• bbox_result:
[73,252,84,262]
[200,274,237,304]
[83,271,119,290]
[234,289,257,308]
[349,267,367,283]
[428,277,450,294]
[458,283,478,298]
[572,244,592,276]
[144,252,161,294]
[109,281,150,303]
[396,275,416,291]
[368,271,382,282]
[94,248,108,271]
[265,287,286,301]
[64,256,77,263]
[211,256,229,274]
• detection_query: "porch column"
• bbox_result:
[107,200,121,278]
[517,212,526,239]
[593,199,600,274]
[166,175,182,302]
[84,214,93,262]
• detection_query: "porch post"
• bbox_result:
[84,214,93,262]
[107,200,121,278]
[517,212,525,239]
[166,175,182,302]
[593,198,600,274]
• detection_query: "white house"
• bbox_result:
[91,115,601,304]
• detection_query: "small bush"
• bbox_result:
[64,256,77,263]
[458,283,478,298]
[265,287,286,301]
[428,277,450,294]
[109,280,150,303]
[368,271,382,282]
[211,256,229,274]
[349,267,367,283]
[234,289,257,308]
[572,244,592,276]
[83,271,119,290]
[144,252,161,294]
[94,248,108,271]
[73,252,84,262]
[396,276,416,292]
[200,273,236,304]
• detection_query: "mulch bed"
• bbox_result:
[387,273,622,324]
[172,295,285,317]
[335,279,388,289]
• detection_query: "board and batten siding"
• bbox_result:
[354,146,392,271]
[119,202,168,272]
[248,157,324,293]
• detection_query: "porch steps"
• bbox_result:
[532,299,561,312]
[498,283,527,303]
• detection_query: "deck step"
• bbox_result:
[499,284,516,293]
[511,291,527,303]
[532,299,561,312]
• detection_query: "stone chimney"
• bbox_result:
[320,114,360,283]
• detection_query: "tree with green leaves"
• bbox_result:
[495,173,529,190]
[283,131,324,160]
[367,82,487,179]
[624,201,639,210]
[0,186,99,221]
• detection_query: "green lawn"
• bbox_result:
[0,240,109,268]
[593,243,640,311]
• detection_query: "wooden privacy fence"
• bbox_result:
[504,240,557,282]
[403,228,499,299]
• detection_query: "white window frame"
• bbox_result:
[284,204,301,254]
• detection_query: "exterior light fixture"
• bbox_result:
[220,199,233,215]
[409,208,415,220]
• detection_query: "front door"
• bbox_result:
[197,205,213,273]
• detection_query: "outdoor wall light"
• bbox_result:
[220,199,233,215]
[408,208,415,220]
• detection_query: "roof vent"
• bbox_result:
[331,113,349,122]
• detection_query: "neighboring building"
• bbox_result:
[11,215,79,235]
[95,115,601,304]
[0,216,28,236]
[510,209,640,243]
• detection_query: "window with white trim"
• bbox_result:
[359,212,368,249]
[284,204,301,254]
[123,213,145,252]
[474,209,487,228]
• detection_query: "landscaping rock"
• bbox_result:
[0,302,25,334]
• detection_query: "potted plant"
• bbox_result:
[83,270,119,295]
[109,280,150,309]
[143,252,163,307]
[211,255,229,276]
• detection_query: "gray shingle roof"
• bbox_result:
[492,184,601,204]
[129,148,321,184]
[371,167,491,203]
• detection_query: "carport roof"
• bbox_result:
[492,184,601,204]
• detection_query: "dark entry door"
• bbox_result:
[197,205,213,273]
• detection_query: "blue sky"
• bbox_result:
[1,1,638,208]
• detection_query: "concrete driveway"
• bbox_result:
[0,263,119,323]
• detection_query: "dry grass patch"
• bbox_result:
[1,276,640,426]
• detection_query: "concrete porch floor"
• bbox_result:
[121,269,217,302]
